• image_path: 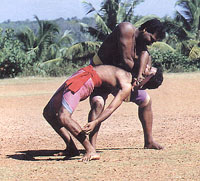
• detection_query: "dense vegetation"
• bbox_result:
[0,0,200,78]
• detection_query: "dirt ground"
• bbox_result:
[0,72,200,181]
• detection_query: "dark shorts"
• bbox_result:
[90,87,147,106]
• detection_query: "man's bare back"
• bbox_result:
[93,65,132,89]
[98,22,137,72]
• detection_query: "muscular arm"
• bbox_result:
[118,23,152,82]
[137,51,151,80]
[95,86,131,124]
[83,71,132,133]
[118,23,135,71]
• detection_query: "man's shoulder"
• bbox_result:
[98,65,126,73]
[118,22,135,30]
[117,22,136,36]
[115,66,131,77]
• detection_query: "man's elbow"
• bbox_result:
[123,59,134,71]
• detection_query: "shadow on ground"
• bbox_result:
[6,147,140,161]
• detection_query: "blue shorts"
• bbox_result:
[130,89,147,105]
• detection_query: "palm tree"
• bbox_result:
[175,0,200,41]
[162,0,200,56]
[81,0,144,41]
[45,30,74,61]
[16,27,36,51]
[66,0,146,63]
[17,16,60,63]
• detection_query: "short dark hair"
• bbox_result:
[139,18,165,40]
[142,66,163,89]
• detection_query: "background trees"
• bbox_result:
[0,28,27,78]
[81,0,144,41]
[0,0,200,78]
[164,0,200,58]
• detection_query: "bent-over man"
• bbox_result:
[43,64,162,161]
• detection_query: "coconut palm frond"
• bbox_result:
[39,57,63,67]
[59,30,73,46]
[117,1,132,23]
[164,19,191,40]
[16,27,36,50]
[59,47,69,57]
[175,0,200,40]
[189,46,200,60]
[35,16,59,48]
[176,1,192,21]
[80,0,145,42]
[175,11,191,30]
[117,2,127,23]
[80,22,90,33]
[34,15,42,31]
[47,44,60,59]
[95,14,112,35]
[164,17,188,33]
[101,0,119,30]
[88,27,107,41]
[148,42,175,52]
[132,0,145,7]
[80,22,106,41]
[65,41,102,61]
[82,1,96,15]
[36,29,59,57]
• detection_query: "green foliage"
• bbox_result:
[81,0,145,41]
[149,49,199,72]
[175,0,200,41]
[16,16,61,64]
[147,43,199,73]
[0,28,31,78]
[164,0,200,48]
[189,46,200,60]
[148,42,175,52]
[178,40,199,56]
[65,41,102,62]
[0,17,99,79]
[20,60,87,77]
[1,10,200,79]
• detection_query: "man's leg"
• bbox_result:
[58,105,100,161]
[43,102,79,157]
[138,95,163,150]
[88,96,106,149]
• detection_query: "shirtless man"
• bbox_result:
[43,64,161,161]
[88,18,165,150]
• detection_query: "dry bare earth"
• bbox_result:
[0,73,200,181]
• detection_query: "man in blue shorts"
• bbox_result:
[88,18,165,151]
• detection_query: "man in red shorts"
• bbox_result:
[43,64,162,161]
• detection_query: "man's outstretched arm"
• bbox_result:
[83,82,132,134]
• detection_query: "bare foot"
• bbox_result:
[144,141,163,150]
[54,149,80,157]
[78,152,100,162]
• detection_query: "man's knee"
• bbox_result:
[139,94,151,108]
[90,96,105,110]
[57,106,71,126]
[43,104,51,120]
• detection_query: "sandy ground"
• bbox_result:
[0,73,200,181]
